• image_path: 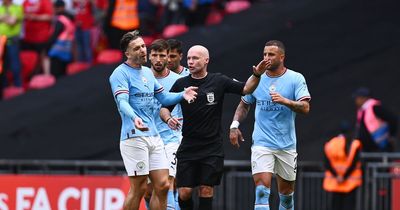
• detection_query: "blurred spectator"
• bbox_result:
[47,0,75,78]
[104,0,140,49]
[0,0,24,88]
[22,0,53,75]
[353,87,398,152]
[159,0,185,30]
[72,0,96,63]
[138,0,159,36]
[323,121,362,210]
[182,0,214,27]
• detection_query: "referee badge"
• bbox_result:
[207,92,214,103]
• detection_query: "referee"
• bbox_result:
[160,45,269,210]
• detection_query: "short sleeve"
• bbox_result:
[295,73,311,101]
[242,94,255,104]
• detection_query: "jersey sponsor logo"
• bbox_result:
[133,92,154,97]
[257,100,284,111]
[206,92,217,105]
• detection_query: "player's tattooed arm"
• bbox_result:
[233,100,251,122]
[287,99,310,114]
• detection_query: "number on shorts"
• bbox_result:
[171,152,177,166]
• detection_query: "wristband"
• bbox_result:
[230,120,240,129]
[166,117,172,124]
[253,72,261,78]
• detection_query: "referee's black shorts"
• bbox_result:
[176,156,224,188]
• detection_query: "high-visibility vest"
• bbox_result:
[111,0,139,30]
[0,35,7,74]
[323,136,362,193]
[57,15,75,41]
[48,15,75,61]
[357,98,390,149]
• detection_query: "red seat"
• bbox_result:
[96,49,123,64]
[2,86,25,100]
[225,1,251,14]
[142,36,156,46]
[28,74,56,89]
[162,24,189,38]
[66,62,91,75]
[206,10,224,26]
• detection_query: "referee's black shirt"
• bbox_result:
[167,73,245,160]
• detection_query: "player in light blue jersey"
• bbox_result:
[167,39,190,76]
[109,30,198,210]
[145,39,184,210]
[229,40,311,210]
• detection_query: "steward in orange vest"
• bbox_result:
[323,122,362,210]
[323,135,362,193]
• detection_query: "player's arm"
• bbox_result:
[115,93,148,131]
[160,107,181,130]
[154,85,197,106]
[229,100,251,148]
[242,59,270,95]
[110,71,148,131]
[270,92,310,114]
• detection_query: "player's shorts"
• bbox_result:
[176,156,224,188]
[165,142,180,177]
[251,146,297,181]
[120,135,169,176]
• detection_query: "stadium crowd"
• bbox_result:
[0,0,251,101]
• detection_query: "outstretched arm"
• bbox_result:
[156,86,198,106]
[229,101,251,148]
[242,60,270,95]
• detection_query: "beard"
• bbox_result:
[267,62,280,71]
[152,63,166,72]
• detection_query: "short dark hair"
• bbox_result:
[166,39,183,54]
[120,30,141,53]
[149,39,170,53]
[265,40,285,54]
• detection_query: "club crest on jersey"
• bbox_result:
[142,77,147,84]
[269,84,276,92]
[206,92,217,105]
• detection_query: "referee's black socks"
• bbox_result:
[199,197,213,210]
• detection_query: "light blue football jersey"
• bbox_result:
[178,67,190,76]
[110,63,181,141]
[154,70,183,145]
[242,69,311,150]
